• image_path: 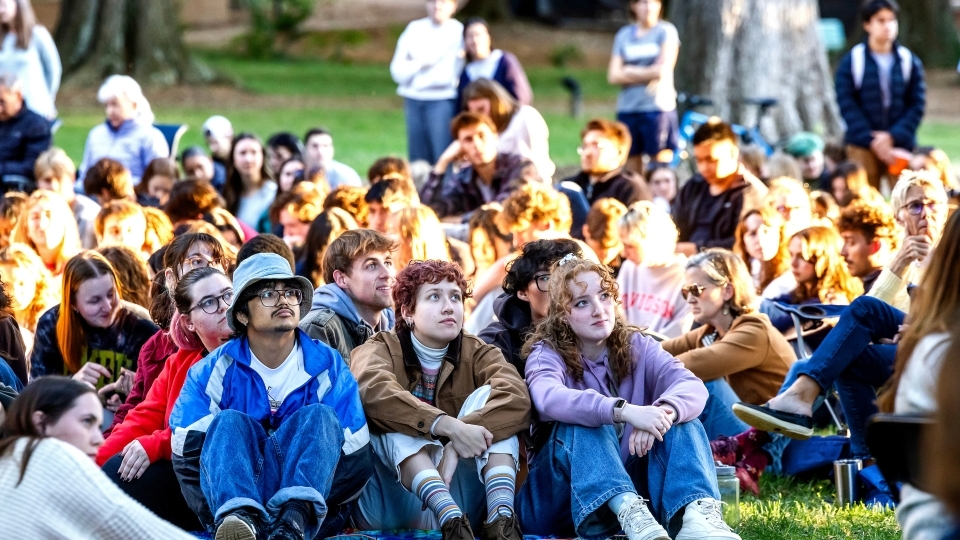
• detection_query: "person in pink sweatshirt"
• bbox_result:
[516,256,739,540]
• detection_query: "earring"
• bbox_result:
[722,304,730,316]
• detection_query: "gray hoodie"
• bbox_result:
[300,283,396,364]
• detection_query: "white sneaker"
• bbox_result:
[675,499,741,540]
[617,496,670,540]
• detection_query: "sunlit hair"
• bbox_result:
[926,320,960,514]
[685,249,757,317]
[0,243,58,332]
[142,206,174,256]
[912,146,957,189]
[393,260,472,333]
[788,226,862,304]
[584,198,628,251]
[301,208,358,287]
[522,258,638,383]
[764,176,812,235]
[171,267,230,352]
[270,181,327,226]
[97,245,150,309]
[134,158,179,200]
[394,205,452,270]
[496,183,572,234]
[462,79,519,133]
[324,185,369,227]
[322,228,397,285]
[94,199,144,241]
[618,200,678,250]
[732,206,789,294]
[11,190,82,275]
[890,170,947,224]
[97,75,155,124]
[837,200,900,252]
[34,147,76,183]
[57,252,122,374]
[367,156,411,184]
[880,210,960,412]
[829,161,883,207]
[809,190,841,225]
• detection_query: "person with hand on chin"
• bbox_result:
[518,255,739,540]
[169,253,373,540]
[349,260,531,540]
[96,266,235,531]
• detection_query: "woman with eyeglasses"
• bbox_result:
[107,233,229,435]
[659,250,795,451]
[96,267,233,530]
[30,252,160,418]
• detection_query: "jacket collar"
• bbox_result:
[398,327,462,369]
[221,328,331,376]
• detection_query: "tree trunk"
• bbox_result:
[458,0,512,21]
[896,0,959,68]
[55,0,213,87]
[669,0,844,142]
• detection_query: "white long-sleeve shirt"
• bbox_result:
[0,438,195,539]
[390,17,464,101]
[498,105,555,181]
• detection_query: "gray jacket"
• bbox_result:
[299,283,395,364]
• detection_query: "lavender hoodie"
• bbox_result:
[525,331,707,462]
[79,119,169,185]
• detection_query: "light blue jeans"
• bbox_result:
[516,421,720,540]
[403,98,458,164]
[700,379,750,439]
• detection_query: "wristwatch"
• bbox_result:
[612,399,627,423]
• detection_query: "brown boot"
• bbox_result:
[480,513,523,540]
[441,515,476,540]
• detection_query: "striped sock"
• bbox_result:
[412,469,463,526]
[483,465,517,522]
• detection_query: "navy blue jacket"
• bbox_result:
[835,41,925,150]
[458,51,533,106]
[0,105,51,180]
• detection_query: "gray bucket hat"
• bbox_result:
[227,252,314,332]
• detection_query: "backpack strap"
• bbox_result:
[851,43,866,90]
[897,45,912,86]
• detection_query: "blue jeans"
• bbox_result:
[0,359,22,391]
[516,421,719,540]
[403,98,458,164]
[700,379,749,439]
[793,296,902,457]
[200,404,344,539]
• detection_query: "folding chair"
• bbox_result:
[865,413,935,500]
[154,123,189,158]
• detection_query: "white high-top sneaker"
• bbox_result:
[675,498,741,540]
[616,496,670,540]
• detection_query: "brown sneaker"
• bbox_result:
[441,515,476,540]
[480,513,523,540]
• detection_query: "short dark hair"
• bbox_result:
[304,128,331,143]
[502,239,583,295]
[236,234,295,271]
[364,176,419,207]
[580,119,632,158]
[232,279,284,335]
[367,156,411,184]
[266,132,304,157]
[861,0,899,22]
[164,179,224,224]
[84,158,132,201]
[692,118,737,146]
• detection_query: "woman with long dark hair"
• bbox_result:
[222,133,276,229]
[98,267,234,530]
[0,377,195,538]
[458,18,532,106]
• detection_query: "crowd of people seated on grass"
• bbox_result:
[0,0,957,539]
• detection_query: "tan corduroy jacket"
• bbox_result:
[660,312,795,405]
[349,329,531,442]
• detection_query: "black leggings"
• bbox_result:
[102,454,203,531]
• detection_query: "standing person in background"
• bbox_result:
[0,0,60,119]
[608,0,680,170]
[79,75,169,185]
[458,18,532,106]
[222,133,277,229]
[35,148,100,249]
[303,128,362,189]
[390,0,464,165]
[835,0,925,191]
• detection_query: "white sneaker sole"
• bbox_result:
[215,515,257,540]
[732,403,814,440]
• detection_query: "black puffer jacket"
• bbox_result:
[477,292,534,376]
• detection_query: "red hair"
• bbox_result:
[393,260,472,332]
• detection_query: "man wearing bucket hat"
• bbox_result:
[170,253,373,540]
[784,132,832,191]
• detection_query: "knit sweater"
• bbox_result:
[0,437,195,539]
[390,17,464,101]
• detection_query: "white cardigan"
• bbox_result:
[0,437,195,539]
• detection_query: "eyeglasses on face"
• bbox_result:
[257,288,303,307]
[533,273,551,293]
[190,291,234,314]
[681,284,706,300]
[183,256,225,270]
[901,199,943,216]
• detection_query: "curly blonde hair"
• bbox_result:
[496,183,572,234]
[0,243,59,332]
[522,257,639,383]
[789,226,862,304]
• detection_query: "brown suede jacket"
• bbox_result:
[349,329,531,442]
[660,312,795,405]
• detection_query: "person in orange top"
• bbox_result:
[96,267,234,530]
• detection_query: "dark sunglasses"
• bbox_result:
[681,284,705,300]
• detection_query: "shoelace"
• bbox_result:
[695,499,732,530]
[618,498,658,533]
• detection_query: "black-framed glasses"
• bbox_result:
[190,291,234,314]
[257,289,303,307]
[681,284,705,300]
[901,199,942,216]
[533,273,551,293]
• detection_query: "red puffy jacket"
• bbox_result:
[96,347,204,466]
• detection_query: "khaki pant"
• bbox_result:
[845,144,888,192]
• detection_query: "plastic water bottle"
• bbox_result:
[715,464,740,527]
